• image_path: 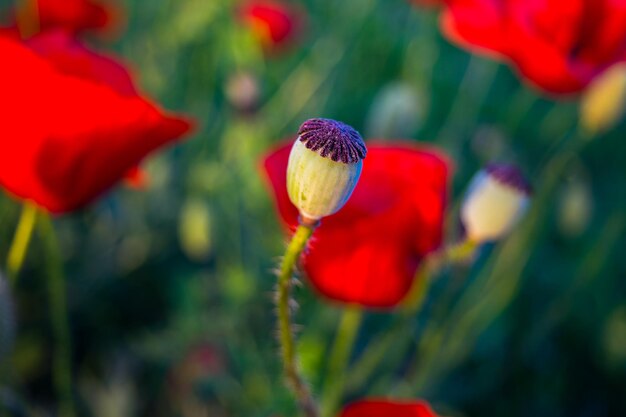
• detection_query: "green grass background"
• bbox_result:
[1,0,626,416]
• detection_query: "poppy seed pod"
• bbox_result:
[580,63,626,135]
[461,164,531,243]
[287,118,367,224]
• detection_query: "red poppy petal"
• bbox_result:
[442,0,583,92]
[575,0,626,66]
[442,0,506,53]
[250,4,293,43]
[442,0,626,94]
[304,230,421,307]
[0,36,192,213]
[123,166,149,189]
[305,144,449,308]
[239,1,301,50]
[262,141,449,308]
[339,399,439,417]
[26,30,137,96]
[36,0,114,34]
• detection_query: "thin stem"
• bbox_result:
[260,0,378,134]
[402,239,476,314]
[38,213,75,417]
[320,306,362,417]
[6,202,38,283]
[345,267,429,393]
[436,55,499,149]
[405,130,590,395]
[345,239,477,394]
[277,224,319,417]
[527,213,623,348]
[15,0,39,38]
[443,240,478,265]
[503,87,538,137]
[345,320,399,394]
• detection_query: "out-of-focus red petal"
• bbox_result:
[123,166,149,190]
[440,0,507,59]
[0,27,20,39]
[0,36,192,214]
[339,399,439,417]
[239,1,301,50]
[26,30,136,96]
[36,0,117,35]
[442,0,626,94]
[262,141,450,309]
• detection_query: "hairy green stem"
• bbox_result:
[321,306,362,417]
[277,224,319,417]
[38,214,75,417]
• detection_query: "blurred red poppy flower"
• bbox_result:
[35,0,119,35]
[442,0,626,94]
[0,33,192,214]
[171,344,225,386]
[263,141,449,309]
[239,1,301,51]
[169,344,226,413]
[339,399,439,417]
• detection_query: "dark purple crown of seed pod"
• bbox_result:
[486,163,532,195]
[297,118,367,164]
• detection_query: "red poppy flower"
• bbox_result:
[442,0,626,94]
[339,399,439,417]
[35,0,118,35]
[169,344,226,405]
[263,141,449,309]
[0,33,192,214]
[172,344,225,384]
[239,1,301,50]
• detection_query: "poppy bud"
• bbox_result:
[461,164,531,243]
[287,118,367,224]
[557,177,592,237]
[225,71,261,114]
[365,82,423,139]
[178,197,213,262]
[580,63,626,135]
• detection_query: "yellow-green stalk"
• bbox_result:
[277,118,366,417]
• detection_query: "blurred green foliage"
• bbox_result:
[1,0,626,416]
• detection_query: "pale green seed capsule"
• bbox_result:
[461,164,532,243]
[286,118,367,223]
